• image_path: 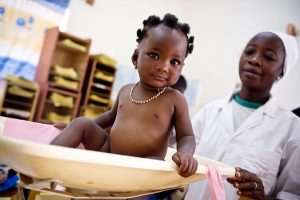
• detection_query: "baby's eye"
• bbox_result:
[148,53,159,59]
[170,59,180,66]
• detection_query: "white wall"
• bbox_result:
[66,0,300,112]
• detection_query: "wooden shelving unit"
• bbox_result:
[0,75,39,121]
[34,27,91,123]
[80,54,117,119]
[35,85,81,124]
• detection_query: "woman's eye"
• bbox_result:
[149,53,158,59]
[244,49,254,56]
[264,54,275,61]
[171,59,180,66]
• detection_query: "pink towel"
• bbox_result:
[2,117,85,149]
[3,117,60,144]
[206,166,226,200]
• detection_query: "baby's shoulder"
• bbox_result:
[164,87,186,104]
[165,87,184,97]
[118,83,134,94]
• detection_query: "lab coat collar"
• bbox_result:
[216,90,279,118]
[215,90,279,137]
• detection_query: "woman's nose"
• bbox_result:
[249,54,262,66]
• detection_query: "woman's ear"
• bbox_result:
[276,69,284,81]
[131,49,139,69]
[278,67,284,79]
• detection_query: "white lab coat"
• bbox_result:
[275,144,300,200]
[185,92,300,200]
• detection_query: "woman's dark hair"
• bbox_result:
[136,13,194,57]
[171,75,187,93]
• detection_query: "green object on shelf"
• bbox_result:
[49,92,74,108]
[53,76,79,90]
[8,85,35,98]
[5,74,39,90]
[52,65,78,80]
[46,112,71,124]
[91,54,117,68]
[58,39,86,52]
[89,94,109,104]
[94,70,114,82]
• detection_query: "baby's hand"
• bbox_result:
[172,152,198,177]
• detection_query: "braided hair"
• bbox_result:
[136,13,194,57]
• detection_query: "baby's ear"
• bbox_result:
[131,49,139,69]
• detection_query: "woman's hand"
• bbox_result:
[172,152,198,177]
[227,167,266,200]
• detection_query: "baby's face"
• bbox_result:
[239,32,285,92]
[134,24,188,89]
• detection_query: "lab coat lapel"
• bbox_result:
[214,107,235,160]
[234,96,277,136]
[219,100,235,135]
[235,109,263,136]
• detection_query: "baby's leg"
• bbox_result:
[50,117,108,151]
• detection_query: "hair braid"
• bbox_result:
[136,13,194,57]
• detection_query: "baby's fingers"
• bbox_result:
[179,157,198,177]
[172,152,188,171]
[179,156,189,173]
[172,153,181,166]
[191,159,198,174]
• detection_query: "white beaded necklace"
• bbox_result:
[130,82,168,104]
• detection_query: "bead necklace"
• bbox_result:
[130,82,168,104]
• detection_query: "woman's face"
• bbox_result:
[239,32,285,93]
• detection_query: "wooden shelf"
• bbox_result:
[80,54,117,118]
[3,98,33,108]
[35,85,81,124]
[56,42,88,54]
[0,76,39,121]
[34,27,90,123]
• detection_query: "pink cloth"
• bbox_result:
[2,117,86,149]
[3,117,60,144]
[206,166,226,200]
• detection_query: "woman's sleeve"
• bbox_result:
[273,119,300,200]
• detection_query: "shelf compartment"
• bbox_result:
[81,104,110,119]
[0,78,39,121]
[35,84,81,124]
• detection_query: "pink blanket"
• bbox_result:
[206,166,226,200]
[2,117,60,144]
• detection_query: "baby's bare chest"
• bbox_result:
[117,99,174,123]
[110,100,173,157]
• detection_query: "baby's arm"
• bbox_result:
[172,91,198,177]
[93,89,120,128]
[173,136,198,177]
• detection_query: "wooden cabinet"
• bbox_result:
[35,27,91,92]
[80,54,117,119]
[0,75,39,121]
[34,27,91,123]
